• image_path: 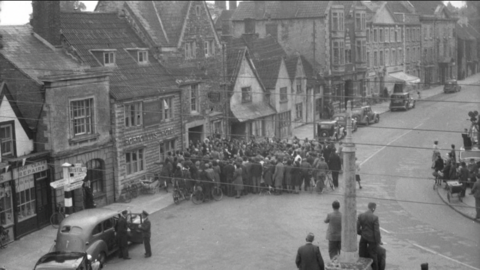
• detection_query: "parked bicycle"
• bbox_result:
[50,204,84,228]
[172,183,191,205]
[211,183,223,201]
[0,225,10,249]
[120,181,140,203]
[191,184,205,205]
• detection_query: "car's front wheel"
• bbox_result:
[97,251,106,269]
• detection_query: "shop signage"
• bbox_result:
[0,172,12,183]
[68,163,87,183]
[65,181,84,192]
[124,128,174,145]
[50,179,67,189]
[13,160,48,179]
[207,91,221,103]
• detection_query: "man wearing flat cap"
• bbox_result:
[357,202,382,270]
[115,210,130,259]
[139,210,152,258]
[295,233,325,270]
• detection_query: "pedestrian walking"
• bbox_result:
[324,201,342,260]
[328,151,342,188]
[470,174,480,219]
[295,233,325,270]
[115,210,130,260]
[355,158,363,189]
[139,211,152,258]
[357,202,382,270]
[450,144,456,164]
[82,180,96,209]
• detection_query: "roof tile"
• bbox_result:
[232,1,329,21]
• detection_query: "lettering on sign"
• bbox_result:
[124,128,175,145]
[50,179,67,189]
[207,91,221,103]
[65,181,84,192]
[0,172,12,183]
[13,160,48,179]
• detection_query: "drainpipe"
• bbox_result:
[180,91,184,151]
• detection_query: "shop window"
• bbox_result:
[70,98,94,136]
[241,87,252,103]
[86,159,104,194]
[0,183,13,226]
[125,149,144,175]
[0,123,14,157]
[15,175,36,222]
[280,87,288,102]
[125,102,142,127]
[159,139,175,163]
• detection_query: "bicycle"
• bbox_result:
[172,182,191,205]
[191,184,205,205]
[211,183,223,201]
[120,181,140,203]
[50,203,65,229]
[0,225,10,249]
[433,171,443,190]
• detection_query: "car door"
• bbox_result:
[126,213,144,244]
[102,218,116,253]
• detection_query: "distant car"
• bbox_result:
[389,92,416,111]
[34,252,100,270]
[444,79,461,93]
[352,106,380,125]
[316,120,345,142]
[459,148,480,164]
[50,209,144,267]
[331,113,358,132]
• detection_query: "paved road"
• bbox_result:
[101,85,479,270]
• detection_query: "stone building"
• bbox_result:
[96,1,226,147]
[0,19,114,240]
[456,17,480,80]
[410,1,458,86]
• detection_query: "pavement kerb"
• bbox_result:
[436,188,479,224]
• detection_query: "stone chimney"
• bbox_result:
[31,1,62,47]
[229,1,237,10]
[255,1,266,19]
[215,1,227,10]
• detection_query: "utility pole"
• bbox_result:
[328,101,372,269]
[313,19,316,139]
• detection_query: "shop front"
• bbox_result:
[0,158,52,241]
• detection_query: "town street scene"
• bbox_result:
[0,1,479,270]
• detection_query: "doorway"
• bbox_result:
[188,125,203,146]
[35,171,52,227]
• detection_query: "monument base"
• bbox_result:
[325,257,373,270]
[338,251,359,263]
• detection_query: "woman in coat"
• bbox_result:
[291,160,302,194]
[284,159,293,193]
[232,163,244,198]
[263,160,274,187]
[212,160,221,187]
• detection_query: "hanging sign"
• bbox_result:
[13,160,48,179]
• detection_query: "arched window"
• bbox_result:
[85,159,104,194]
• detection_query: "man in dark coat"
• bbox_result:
[328,151,342,188]
[139,211,151,258]
[115,210,130,259]
[250,158,263,194]
[300,159,312,191]
[223,160,235,197]
[295,233,325,270]
[83,180,96,209]
[357,202,382,270]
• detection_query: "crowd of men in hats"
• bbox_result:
[158,135,362,199]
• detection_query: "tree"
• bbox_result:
[60,1,86,12]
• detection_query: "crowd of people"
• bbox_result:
[157,135,359,200]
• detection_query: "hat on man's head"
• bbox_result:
[121,210,128,215]
[306,233,315,242]
[368,202,377,210]
[142,210,149,217]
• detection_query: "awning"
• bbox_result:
[231,102,276,122]
[387,72,421,84]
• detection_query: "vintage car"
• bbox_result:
[34,252,100,270]
[331,113,358,132]
[50,209,144,267]
[352,106,380,125]
[444,79,461,93]
[316,120,345,142]
[389,92,416,111]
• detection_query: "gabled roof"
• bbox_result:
[456,23,480,40]
[226,47,247,85]
[0,25,84,130]
[284,56,299,82]
[285,55,321,87]
[0,82,34,139]
[60,12,178,101]
[153,1,191,47]
[385,1,411,14]
[229,36,286,89]
[409,1,447,16]
[231,1,329,21]
[126,1,169,46]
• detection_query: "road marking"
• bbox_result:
[379,227,391,234]
[360,122,424,166]
[410,241,480,270]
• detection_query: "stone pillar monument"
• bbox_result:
[327,101,372,269]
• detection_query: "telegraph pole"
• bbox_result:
[328,101,372,269]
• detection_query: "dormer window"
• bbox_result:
[104,52,115,66]
[138,51,148,64]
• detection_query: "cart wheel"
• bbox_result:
[447,192,451,202]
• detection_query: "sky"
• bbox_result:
[0,1,467,26]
